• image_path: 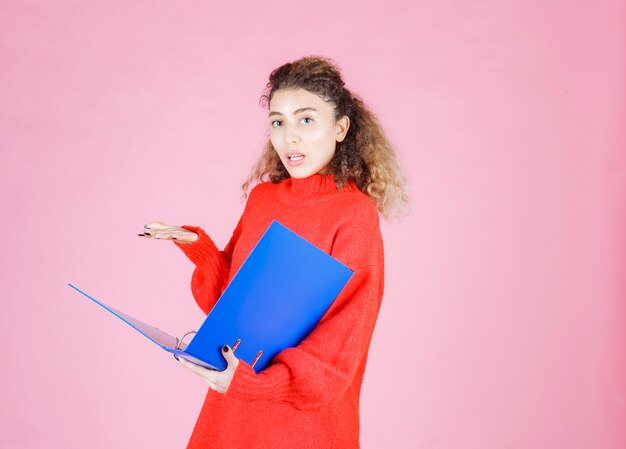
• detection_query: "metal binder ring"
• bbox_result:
[173,330,197,361]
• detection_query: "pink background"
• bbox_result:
[1,1,624,448]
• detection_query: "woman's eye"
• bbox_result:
[271,120,282,127]
[300,117,313,124]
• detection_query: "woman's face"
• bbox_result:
[269,88,349,178]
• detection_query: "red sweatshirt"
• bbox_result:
[174,173,385,449]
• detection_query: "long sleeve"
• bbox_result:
[174,220,243,314]
[224,205,384,411]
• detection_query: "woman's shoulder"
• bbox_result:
[248,180,273,196]
[330,189,383,263]
[338,187,380,227]
[245,180,280,204]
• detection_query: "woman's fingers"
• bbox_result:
[179,358,211,377]
[152,229,195,242]
[139,222,169,237]
[143,222,175,236]
[138,222,198,243]
[221,345,240,371]
[178,346,239,393]
[179,358,222,391]
[144,221,170,230]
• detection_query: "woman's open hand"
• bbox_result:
[178,345,240,393]
[138,222,198,243]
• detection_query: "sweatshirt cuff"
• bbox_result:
[225,360,291,403]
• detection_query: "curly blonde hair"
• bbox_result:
[241,56,409,220]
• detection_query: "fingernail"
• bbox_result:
[222,345,229,352]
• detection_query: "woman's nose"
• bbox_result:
[284,127,300,144]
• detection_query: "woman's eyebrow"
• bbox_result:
[269,107,317,117]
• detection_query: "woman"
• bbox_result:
[139,56,408,448]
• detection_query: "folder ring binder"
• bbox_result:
[173,330,197,361]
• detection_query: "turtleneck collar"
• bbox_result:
[277,173,358,205]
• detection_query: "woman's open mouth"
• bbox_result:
[286,153,305,166]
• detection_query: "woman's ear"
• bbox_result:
[335,115,350,142]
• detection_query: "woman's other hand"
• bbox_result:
[178,345,240,393]
[138,222,198,243]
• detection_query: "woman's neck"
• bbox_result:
[277,173,356,205]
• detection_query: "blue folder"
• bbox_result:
[69,220,354,372]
